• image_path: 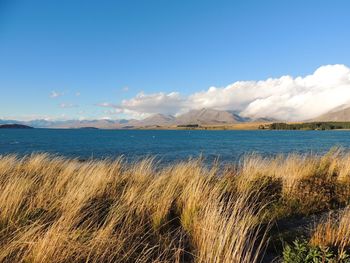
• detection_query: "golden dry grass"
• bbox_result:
[310,207,350,253]
[1,149,350,262]
[0,154,266,263]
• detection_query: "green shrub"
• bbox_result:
[283,239,350,263]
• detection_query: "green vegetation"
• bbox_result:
[177,124,200,128]
[283,239,350,263]
[1,149,350,262]
[266,122,350,130]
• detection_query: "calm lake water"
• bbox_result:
[1,129,350,164]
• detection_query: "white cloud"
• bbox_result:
[59,103,78,108]
[103,109,122,115]
[76,92,81,96]
[49,91,64,98]
[118,92,185,118]
[95,102,118,108]
[97,64,350,121]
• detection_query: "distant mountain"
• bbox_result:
[313,105,350,121]
[47,119,123,129]
[252,117,277,122]
[0,119,20,125]
[118,119,130,124]
[0,108,274,129]
[78,127,99,130]
[0,119,68,128]
[23,119,54,128]
[0,119,126,129]
[175,108,247,125]
[0,124,33,129]
[137,114,176,126]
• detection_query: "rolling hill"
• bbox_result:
[175,108,250,125]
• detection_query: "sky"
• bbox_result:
[1,0,350,121]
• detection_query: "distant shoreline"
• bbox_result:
[0,124,33,129]
[3,121,350,131]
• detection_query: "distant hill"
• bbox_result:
[118,109,252,127]
[0,108,275,129]
[134,114,176,126]
[175,108,249,125]
[47,119,121,129]
[77,127,99,130]
[0,124,33,129]
[0,119,122,129]
[0,120,21,125]
[313,105,350,121]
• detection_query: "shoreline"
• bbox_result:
[5,121,350,130]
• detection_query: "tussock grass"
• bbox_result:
[1,149,350,262]
[0,154,265,263]
[311,207,350,252]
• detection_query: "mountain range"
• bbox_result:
[0,108,272,129]
[3,106,350,129]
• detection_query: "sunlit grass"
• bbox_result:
[1,148,350,262]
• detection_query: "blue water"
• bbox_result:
[1,129,350,164]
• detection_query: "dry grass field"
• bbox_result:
[1,149,350,262]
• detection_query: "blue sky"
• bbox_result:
[1,0,350,120]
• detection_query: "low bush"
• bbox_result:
[283,239,350,263]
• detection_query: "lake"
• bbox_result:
[1,129,350,164]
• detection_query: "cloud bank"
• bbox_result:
[110,65,350,121]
